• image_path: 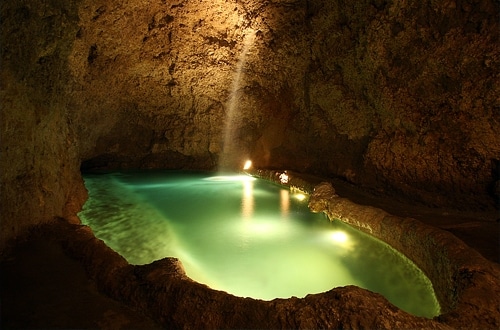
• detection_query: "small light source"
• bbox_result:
[279,172,289,184]
[290,186,308,202]
[243,160,252,170]
[331,231,348,243]
[294,193,306,201]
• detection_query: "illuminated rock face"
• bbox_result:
[0,0,86,247]
[73,0,500,209]
[306,180,500,329]
[1,1,499,327]
[1,0,499,243]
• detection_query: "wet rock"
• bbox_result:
[308,182,338,213]
[308,182,500,330]
[51,220,454,329]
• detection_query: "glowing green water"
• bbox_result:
[79,170,440,318]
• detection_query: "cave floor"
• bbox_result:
[0,180,498,329]
[0,235,162,330]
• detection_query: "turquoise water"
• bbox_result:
[79,170,440,318]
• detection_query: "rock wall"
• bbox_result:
[305,1,500,208]
[70,0,500,208]
[70,0,311,171]
[1,0,499,248]
[0,0,86,249]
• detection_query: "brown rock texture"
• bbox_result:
[0,0,87,248]
[1,0,499,327]
[308,181,500,329]
[1,0,499,249]
[67,0,499,209]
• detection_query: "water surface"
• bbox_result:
[79,170,440,318]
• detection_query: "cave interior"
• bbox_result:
[1,0,499,329]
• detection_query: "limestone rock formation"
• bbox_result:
[0,0,86,247]
[75,0,499,209]
[1,4,500,329]
[2,0,499,249]
[51,220,455,329]
[307,181,500,329]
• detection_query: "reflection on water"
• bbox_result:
[79,170,440,318]
[280,189,290,217]
[241,179,254,219]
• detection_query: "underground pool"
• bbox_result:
[78,170,440,318]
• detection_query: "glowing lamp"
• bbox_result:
[331,231,348,243]
[279,173,289,184]
[294,193,307,201]
[243,160,252,170]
